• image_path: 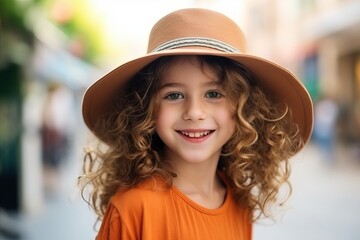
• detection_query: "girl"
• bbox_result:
[80,8,313,240]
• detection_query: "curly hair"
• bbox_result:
[79,55,303,222]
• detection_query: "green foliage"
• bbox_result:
[0,0,108,63]
[0,0,46,28]
[43,0,108,63]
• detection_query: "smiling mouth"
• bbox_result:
[177,130,214,138]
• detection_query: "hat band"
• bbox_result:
[151,37,240,53]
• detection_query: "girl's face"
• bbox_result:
[155,57,235,166]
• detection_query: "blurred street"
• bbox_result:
[1,142,359,240]
[254,143,360,240]
[1,1,360,240]
[0,130,99,240]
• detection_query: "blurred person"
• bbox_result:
[353,99,360,161]
[313,95,339,164]
[41,82,74,194]
[79,9,313,239]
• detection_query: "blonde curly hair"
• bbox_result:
[79,55,303,222]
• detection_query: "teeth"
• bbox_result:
[180,131,211,138]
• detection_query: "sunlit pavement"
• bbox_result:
[21,195,97,240]
[1,143,360,240]
[254,143,360,240]
[18,153,98,240]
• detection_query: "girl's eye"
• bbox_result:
[205,91,223,99]
[165,92,184,100]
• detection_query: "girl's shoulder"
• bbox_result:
[110,175,170,210]
[98,176,176,239]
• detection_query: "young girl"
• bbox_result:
[80,8,313,240]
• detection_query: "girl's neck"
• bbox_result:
[170,158,226,209]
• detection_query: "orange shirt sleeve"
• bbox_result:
[96,202,135,240]
[96,187,175,240]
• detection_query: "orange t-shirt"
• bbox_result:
[97,176,252,240]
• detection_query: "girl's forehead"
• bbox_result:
[159,58,220,85]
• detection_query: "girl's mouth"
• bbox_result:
[176,130,215,141]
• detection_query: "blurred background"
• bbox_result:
[0,0,360,239]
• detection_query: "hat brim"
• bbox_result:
[82,48,313,144]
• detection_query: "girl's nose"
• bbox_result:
[182,97,206,121]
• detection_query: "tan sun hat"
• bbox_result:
[82,8,313,144]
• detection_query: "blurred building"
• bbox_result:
[242,0,360,144]
[0,0,102,219]
[0,4,34,214]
